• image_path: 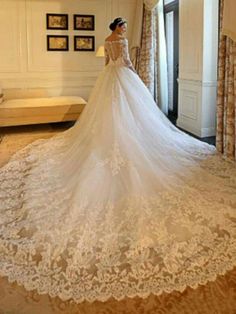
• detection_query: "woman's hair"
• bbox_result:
[109,17,127,31]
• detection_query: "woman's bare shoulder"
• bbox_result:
[105,35,126,42]
[105,35,112,42]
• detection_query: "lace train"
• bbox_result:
[0,63,236,303]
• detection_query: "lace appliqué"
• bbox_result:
[0,57,236,305]
[104,39,136,72]
[96,142,127,175]
[0,188,235,303]
[0,135,236,303]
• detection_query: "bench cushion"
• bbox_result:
[0,96,86,127]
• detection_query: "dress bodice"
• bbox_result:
[104,38,135,72]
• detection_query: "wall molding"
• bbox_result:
[0,0,137,100]
[178,78,217,88]
[179,89,198,121]
[178,0,218,138]
[177,118,216,138]
[0,75,98,88]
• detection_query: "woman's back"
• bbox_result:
[104,37,135,72]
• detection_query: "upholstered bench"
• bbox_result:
[0,95,86,127]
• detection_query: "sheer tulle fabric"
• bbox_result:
[0,40,236,303]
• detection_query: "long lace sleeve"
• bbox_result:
[105,46,110,66]
[122,39,136,73]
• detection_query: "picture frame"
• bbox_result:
[74,36,95,51]
[74,15,95,31]
[47,35,69,51]
[46,13,68,30]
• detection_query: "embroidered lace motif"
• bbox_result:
[0,49,236,303]
[96,142,127,176]
[104,38,136,72]
[0,133,235,303]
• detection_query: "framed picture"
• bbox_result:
[74,15,95,30]
[47,35,69,51]
[46,13,68,30]
[74,36,95,51]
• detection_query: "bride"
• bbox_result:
[0,17,236,303]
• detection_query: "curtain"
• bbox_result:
[130,1,160,69]
[138,7,156,95]
[144,0,159,10]
[217,0,236,160]
[137,0,168,114]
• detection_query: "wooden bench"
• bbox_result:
[0,91,86,127]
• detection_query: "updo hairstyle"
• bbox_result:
[109,17,127,31]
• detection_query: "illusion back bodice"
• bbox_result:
[104,38,135,71]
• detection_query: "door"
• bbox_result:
[164,0,179,123]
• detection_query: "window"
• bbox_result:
[164,0,179,122]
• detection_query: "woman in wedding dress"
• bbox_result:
[0,17,236,303]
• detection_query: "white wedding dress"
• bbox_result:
[0,38,236,303]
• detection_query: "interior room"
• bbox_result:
[0,0,235,313]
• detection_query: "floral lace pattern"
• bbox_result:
[0,163,236,302]
[96,142,127,176]
[104,39,136,72]
[0,56,236,304]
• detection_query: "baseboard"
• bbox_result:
[177,119,216,138]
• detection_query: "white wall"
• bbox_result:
[178,0,219,138]
[0,0,137,100]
